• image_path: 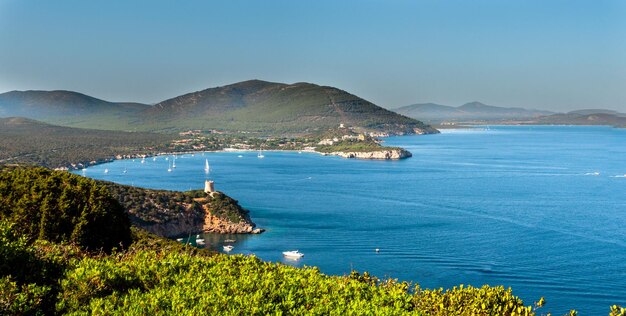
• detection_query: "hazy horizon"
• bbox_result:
[1,0,624,112]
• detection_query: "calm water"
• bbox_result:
[77,126,626,314]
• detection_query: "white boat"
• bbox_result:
[257,149,265,159]
[153,157,156,161]
[237,155,243,158]
[172,157,176,168]
[167,160,172,172]
[282,250,304,259]
[123,168,127,174]
[196,234,200,238]
[196,238,205,245]
[141,158,145,164]
[223,245,234,252]
[204,159,210,173]
[176,238,183,242]
[104,168,109,174]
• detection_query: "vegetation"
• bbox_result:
[316,139,400,153]
[0,166,131,251]
[205,191,250,224]
[101,181,203,226]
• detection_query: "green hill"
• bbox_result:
[0,90,148,130]
[142,80,437,135]
[0,80,438,135]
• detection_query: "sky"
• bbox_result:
[0,0,625,112]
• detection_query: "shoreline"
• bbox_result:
[63,146,413,171]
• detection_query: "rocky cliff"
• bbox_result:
[101,181,261,238]
[321,149,412,160]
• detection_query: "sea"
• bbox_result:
[75,125,626,314]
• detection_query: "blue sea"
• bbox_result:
[76,125,626,314]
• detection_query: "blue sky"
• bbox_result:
[0,0,624,112]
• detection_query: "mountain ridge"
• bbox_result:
[0,80,437,135]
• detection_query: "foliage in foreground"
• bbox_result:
[0,166,131,251]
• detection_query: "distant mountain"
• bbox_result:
[0,80,437,135]
[567,109,626,117]
[532,112,626,127]
[0,90,148,130]
[396,101,553,122]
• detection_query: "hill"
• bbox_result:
[0,117,172,168]
[396,101,553,123]
[141,80,437,134]
[0,80,438,135]
[0,90,148,130]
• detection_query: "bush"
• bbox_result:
[0,167,131,251]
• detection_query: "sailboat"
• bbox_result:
[257,149,265,159]
[204,159,210,173]
[172,156,176,168]
[167,159,172,172]
[104,168,109,174]
[141,158,145,164]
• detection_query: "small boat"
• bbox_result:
[104,168,109,174]
[257,149,265,159]
[237,155,243,158]
[196,238,205,245]
[153,157,156,161]
[176,238,183,242]
[141,158,145,164]
[223,245,234,252]
[375,248,380,253]
[123,168,127,174]
[196,234,200,238]
[224,239,236,242]
[282,250,304,259]
[204,159,210,173]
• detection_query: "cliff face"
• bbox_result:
[102,181,261,238]
[322,149,412,160]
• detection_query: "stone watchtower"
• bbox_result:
[204,180,215,194]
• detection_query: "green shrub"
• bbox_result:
[0,167,131,251]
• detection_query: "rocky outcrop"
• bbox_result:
[202,208,257,234]
[102,181,262,238]
[322,149,412,160]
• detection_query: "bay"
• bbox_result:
[76,125,626,314]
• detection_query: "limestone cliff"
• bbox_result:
[321,148,412,160]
